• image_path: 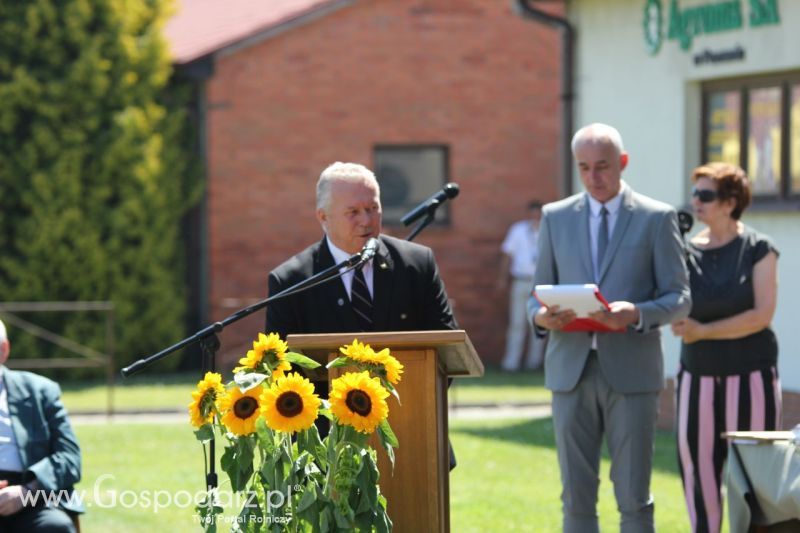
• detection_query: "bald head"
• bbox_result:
[571,123,625,157]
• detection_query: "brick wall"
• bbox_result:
[202,0,562,364]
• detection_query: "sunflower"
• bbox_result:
[218,385,265,436]
[339,340,403,384]
[338,339,381,364]
[188,372,225,428]
[260,373,320,433]
[330,371,389,434]
[234,332,291,378]
[372,347,404,385]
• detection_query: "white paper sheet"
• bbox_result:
[534,284,607,317]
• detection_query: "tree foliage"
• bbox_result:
[0,0,199,374]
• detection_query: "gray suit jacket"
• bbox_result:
[5,368,83,513]
[528,185,691,394]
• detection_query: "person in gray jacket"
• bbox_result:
[528,123,691,533]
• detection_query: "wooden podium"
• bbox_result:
[286,330,484,533]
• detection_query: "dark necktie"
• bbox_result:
[351,266,374,331]
[596,206,609,279]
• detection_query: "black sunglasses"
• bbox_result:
[691,187,718,203]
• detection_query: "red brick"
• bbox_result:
[204,0,562,365]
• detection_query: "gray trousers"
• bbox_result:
[551,352,659,533]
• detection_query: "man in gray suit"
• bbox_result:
[528,123,690,533]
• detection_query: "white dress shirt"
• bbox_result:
[325,237,375,300]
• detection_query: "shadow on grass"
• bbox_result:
[59,372,198,393]
[452,417,681,476]
[452,367,545,390]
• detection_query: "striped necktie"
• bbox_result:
[351,266,374,331]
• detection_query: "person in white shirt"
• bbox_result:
[497,200,545,371]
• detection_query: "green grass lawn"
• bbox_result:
[71,416,720,532]
[63,370,726,531]
[450,367,550,405]
[61,373,198,413]
[60,368,548,414]
[449,417,722,532]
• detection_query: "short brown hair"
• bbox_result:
[691,162,751,220]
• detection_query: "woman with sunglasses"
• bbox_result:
[671,162,781,533]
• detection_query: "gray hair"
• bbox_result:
[0,319,6,342]
[316,162,380,211]
[571,123,625,155]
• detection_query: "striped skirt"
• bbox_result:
[675,365,782,533]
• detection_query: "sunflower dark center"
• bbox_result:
[345,390,372,416]
[276,391,303,417]
[233,396,258,419]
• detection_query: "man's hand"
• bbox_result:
[588,301,640,330]
[535,305,577,330]
[0,482,27,516]
[671,318,705,344]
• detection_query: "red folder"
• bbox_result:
[533,285,625,333]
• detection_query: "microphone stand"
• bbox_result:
[405,199,441,242]
[120,248,371,491]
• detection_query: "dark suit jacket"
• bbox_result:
[266,234,457,337]
[4,368,83,514]
[266,234,459,468]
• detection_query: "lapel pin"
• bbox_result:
[337,298,345,306]
[379,262,388,270]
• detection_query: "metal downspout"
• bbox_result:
[513,0,575,198]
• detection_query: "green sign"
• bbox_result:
[643,0,780,54]
[643,0,664,54]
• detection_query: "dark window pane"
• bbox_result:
[705,91,741,166]
[374,146,449,225]
[747,87,782,195]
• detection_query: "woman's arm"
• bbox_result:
[672,251,777,343]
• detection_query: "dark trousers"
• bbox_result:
[0,505,76,533]
[0,471,76,533]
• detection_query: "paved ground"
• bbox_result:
[70,403,552,425]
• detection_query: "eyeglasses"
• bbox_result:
[691,187,718,203]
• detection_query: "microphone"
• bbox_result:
[677,209,694,236]
[400,183,460,226]
[359,237,379,262]
[345,237,380,268]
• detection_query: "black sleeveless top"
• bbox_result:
[680,226,779,376]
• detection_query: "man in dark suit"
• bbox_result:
[266,161,456,339]
[0,319,83,532]
[528,124,691,533]
[265,162,458,467]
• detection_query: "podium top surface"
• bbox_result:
[286,329,484,377]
